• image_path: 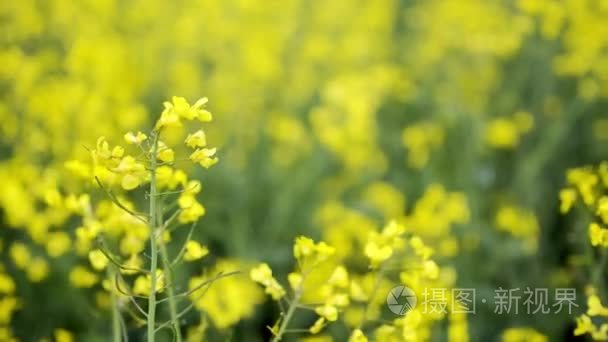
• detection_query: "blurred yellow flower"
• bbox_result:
[69,266,98,288]
[88,250,108,271]
[348,329,368,342]
[46,232,71,258]
[315,304,338,321]
[26,258,49,283]
[53,329,74,342]
[559,188,577,214]
[183,241,209,261]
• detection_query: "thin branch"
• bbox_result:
[154,283,210,334]
[283,329,310,333]
[156,271,240,304]
[156,272,241,333]
[114,285,149,320]
[95,177,149,224]
[119,308,130,342]
[124,303,148,326]
[114,273,149,301]
[170,223,196,267]
[162,209,182,232]
[96,239,149,274]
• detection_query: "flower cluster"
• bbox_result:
[560,162,608,340]
[63,96,224,341]
[250,236,357,339]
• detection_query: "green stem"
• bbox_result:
[358,263,386,330]
[147,132,160,342]
[109,266,122,342]
[159,238,183,341]
[155,169,183,342]
[271,287,302,342]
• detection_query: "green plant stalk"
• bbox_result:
[159,236,183,342]
[358,263,386,330]
[147,132,160,342]
[109,266,122,342]
[271,278,306,342]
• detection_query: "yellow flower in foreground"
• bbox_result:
[114,156,147,190]
[315,304,338,321]
[250,263,285,300]
[288,272,303,290]
[294,236,315,259]
[178,195,206,223]
[309,317,326,334]
[588,295,608,317]
[156,96,212,129]
[124,131,147,144]
[189,148,218,169]
[185,130,207,148]
[157,141,175,163]
[293,236,335,270]
[574,314,595,336]
[171,96,212,121]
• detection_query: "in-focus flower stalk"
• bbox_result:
[271,274,305,342]
[147,131,160,342]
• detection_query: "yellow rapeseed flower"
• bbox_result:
[69,266,98,288]
[309,317,326,334]
[53,329,74,342]
[46,232,71,258]
[559,188,577,214]
[183,241,209,261]
[88,250,108,271]
[189,148,219,169]
[185,130,207,148]
[588,295,608,317]
[348,329,368,342]
[250,263,285,300]
[124,131,147,144]
[26,257,49,282]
